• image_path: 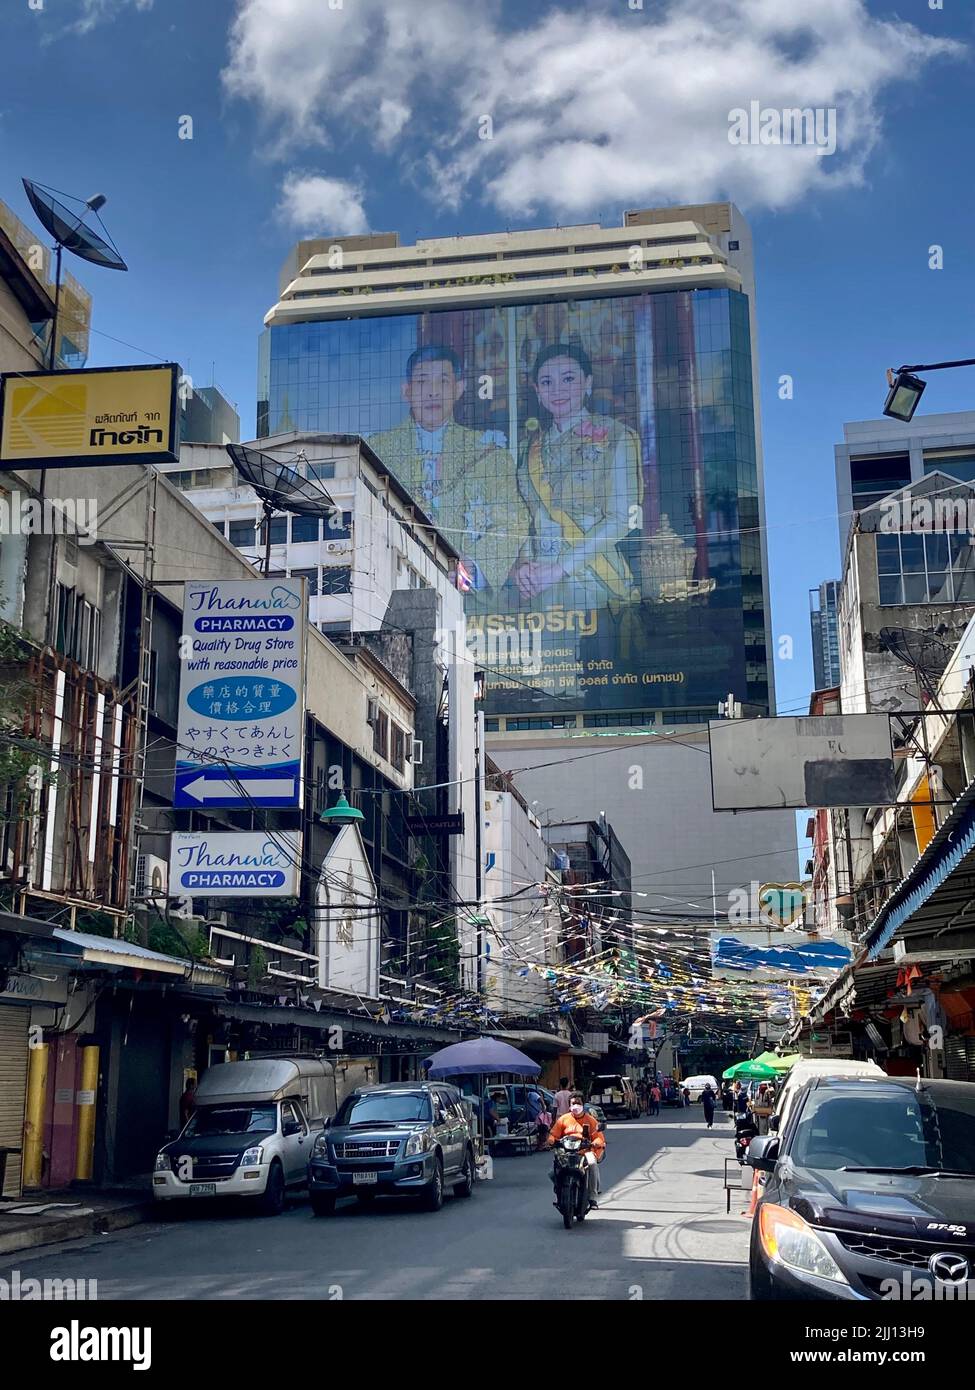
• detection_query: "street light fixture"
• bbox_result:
[883,369,927,423]
[883,356,975,423]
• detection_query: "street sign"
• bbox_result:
[0,363,179,467]
[174,578,306,808]
[405,813,465,836]
[169,831,301,897]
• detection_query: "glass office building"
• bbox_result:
[258,286,768,718]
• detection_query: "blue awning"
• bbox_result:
[863,782,975,961]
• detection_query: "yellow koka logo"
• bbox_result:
[758,882,808,928]
[7,380,87,454]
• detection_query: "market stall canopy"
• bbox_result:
[425,1038,541,1078]
[723,1052,800,1081]
[752,1051,801,1073]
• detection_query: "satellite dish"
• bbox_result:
[22,177,127,370]
[878,627,951,679]
[225,443,336,573]
[22,179,127,271]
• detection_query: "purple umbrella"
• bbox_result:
[425,1038,541,1077]
[425,1039,541,1158]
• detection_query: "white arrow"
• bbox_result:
[180,775,296,802]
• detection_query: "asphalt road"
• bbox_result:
[1,1107,751,1300]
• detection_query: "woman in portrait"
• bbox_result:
[512,342,642,604]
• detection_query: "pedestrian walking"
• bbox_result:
[553,1076,573,1118]
[701,1084,716,1129]
[179,1076,197,1129]
[649,1082,661,1116]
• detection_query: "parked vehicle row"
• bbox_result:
[154,1061,476,1218]
[746,1068,975,1300]
[154,1058,635,1222]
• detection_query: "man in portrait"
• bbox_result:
[368,344,527,598]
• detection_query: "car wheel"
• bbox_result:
[310,1193,336,1218]
[260,1161,286,1216]
[454,1148,475,1198]
[421,1157,444,1212]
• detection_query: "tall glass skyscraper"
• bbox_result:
[258,206,772,724]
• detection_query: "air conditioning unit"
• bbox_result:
[136,854,168,898]
[326,541,350,554]
[367,699,379,725]
[408,738,423,765]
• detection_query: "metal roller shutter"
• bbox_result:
[944,1035,975,1083]
[0,1005,28,1197]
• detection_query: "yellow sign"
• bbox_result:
[0,363,179,467]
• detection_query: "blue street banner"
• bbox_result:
[169,831,301,897]
[174,577,306,808]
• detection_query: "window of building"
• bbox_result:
[923,449,975,486]
[876,530,975,605]
[728,240,740,251]
[321,565,352,595]
[291,515,320,543]
[484,718,500,732]
[54,584,101,668]
[372,708,389,760]
[229,520,257,547]
[582,711,655,728]
[319,620,351,639]
[259,516,288,546]
[662,709,712,725]
[211,518,226,536]
[505,716,575,731]
[307,461,336,481]
[290,567,319,597]
[390,723,406,773]
[849,454,911,512]
[324,509,353,540]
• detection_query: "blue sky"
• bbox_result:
[2,0,973,749]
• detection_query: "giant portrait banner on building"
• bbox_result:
[260,288,765,716]
[174,577,306,808]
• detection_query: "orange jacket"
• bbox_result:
[546,1111,606,1159]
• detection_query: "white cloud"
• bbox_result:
[224,0,964,218]
[277,173,368,236]
[71,0,153,36]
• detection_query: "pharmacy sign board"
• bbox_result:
[174,578,306,808]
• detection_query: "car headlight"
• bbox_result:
[239,1146,265,1167]
[154,1152,172,1172]
[404,1131,429,1157]
[758,1203,849,1285]
[312,1132,329,1158]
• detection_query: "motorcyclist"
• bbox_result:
[545,1091,606,1210]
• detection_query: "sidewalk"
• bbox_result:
[0,1183,152,1257]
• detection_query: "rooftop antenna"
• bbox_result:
[22,178,127,370]
[225,443,336,575]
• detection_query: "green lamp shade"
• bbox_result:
[320,793,364,824]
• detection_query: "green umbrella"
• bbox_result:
[722,1052,801,1081]
[752,1051,801,1074]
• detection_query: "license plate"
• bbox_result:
[353,1170,378,1185]
[189,1183,215,1197]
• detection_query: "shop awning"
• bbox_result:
[486,1029,571,1055]
[218,999,462,1045]
[862,781,975,962]
[44,928,226,986]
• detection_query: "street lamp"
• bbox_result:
[883,369,927,423]
[883,357,975,423]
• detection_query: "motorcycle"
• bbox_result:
[734,1115,758,1165]
[552,1125,594,1229]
